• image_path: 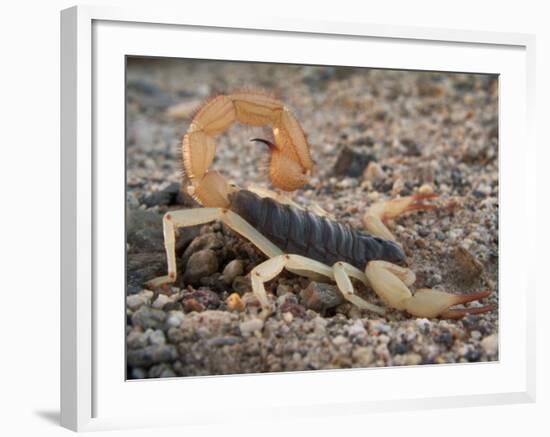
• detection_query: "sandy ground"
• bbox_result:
[125,57,498,378]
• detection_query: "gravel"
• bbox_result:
[125,57,499,378]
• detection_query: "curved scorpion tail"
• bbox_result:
[181,91,314,207]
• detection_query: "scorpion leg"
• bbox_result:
[332,262,386,315]
[250,255,384,316]
[146,208,283,288]
[365,261,493,319]
[363,193,438,241]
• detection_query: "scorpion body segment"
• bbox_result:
[228,190,406,269]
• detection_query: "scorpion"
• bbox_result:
[147,91,493,319]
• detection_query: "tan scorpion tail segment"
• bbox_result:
[181,91,314,207]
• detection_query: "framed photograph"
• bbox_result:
[61,5,536,432]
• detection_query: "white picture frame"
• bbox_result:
[60,5,536,432]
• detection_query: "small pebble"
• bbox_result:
[453,246,484,283]
[348,320,367,338]
[470,330,482,341]
[183,249,219,285]
[332,335,347,346]
[149,329,166,346]
[127,329,149,349]
[152,294,172,309]
[166,311,185,328]
[226,293,245,312]
[131,306,166,330]
[282,312,294,323]
[300,282,344,312]
[126,293,149,311]
[418,183,433,195]
[276,283,293,297]
[239,318,264,336]
[232,276,252,295]
[363,161,387,182]
[222,260,244,285]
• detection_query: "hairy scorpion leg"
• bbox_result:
[362,194,494,319]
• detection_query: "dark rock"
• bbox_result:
[300,282,345,312]
[451,169,465,188]
[280,301,306,318]
[126,253,166,292]
[434,331,454,349]
[351,136,375,147]
[182,298,204,313]
[400,138,422,157]
[232,275,252,295]
[373,110,387,121]
[127,228,164,253]
[463,314,481,327]
[333,145,375,177]
[126,344,178,367]
[127,209,163,250]
[465,349,482,362]
[142,182,180,208]
[222,259,244,285]
[417,228,430,238]
[181,233,224,267]
[131,306,166,330]
[142,182,198,208]
[461,141,487,164]
[161,301,182,312]
[199,274,227,293]
[389,341,410,355]
[183,249,219,285]
[452,246,484,284]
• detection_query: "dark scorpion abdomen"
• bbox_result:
[228,190,405,269]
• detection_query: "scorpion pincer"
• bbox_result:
[147,90,493,319]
